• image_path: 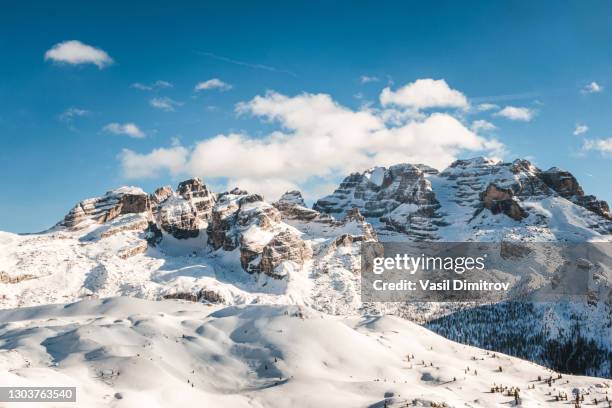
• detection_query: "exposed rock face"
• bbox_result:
[207,189,253,251]
[148,179,216,240]
[540,167,584,197]
[275,192,377,243]
[163,288,225,303]
[480,184,527,221]
[438,158,549,226]
[0,271,36,284]
[274,191,332,223]
[444,158,550,199]
[541,168,611,220]
[314,164,443,239]
[176,177,216,220]
[144,222,163,246]
[156,196,200,239]
[258,230,313,278]
[117,242,148,259]
[150,186,173,208]
[207,190,311,277]
[119,193,150,214]
[100,217,150,238]
[60,187,150,229]
[59,178,219,239]
[276,190,306,207]
[343,208,377,241]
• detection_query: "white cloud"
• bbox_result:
[103,123,145,138]
[120,88,503,200]
[495,106,535,121]
[194,78,232,92]
[154,80,173,88]
[150,97,183,112]
[582,81,603,94]
[380,78,469,110]
[573,123,589,136]
[582,138,612,155]
[44,40,113,69]
[476,103,499,111]
[59,107,89,122]
[130,83,152,91]
[130,80,173,91]
[360,75,379,84]
[119,146,188,178]
[471,119,497,132]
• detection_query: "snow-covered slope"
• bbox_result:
[1,297,609,408]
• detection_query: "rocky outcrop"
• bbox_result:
[258,230,312,278]
[144,222,163,246]
[119,193,150,214]
[540,168,611,219]
[315,164,439,218]
[540,167,584,197]
[274,191,333,223]
[207,196,241,251]
[156,196,201,239]
[314,164,443,239]
[117,242,148,259]
[0,271,36,284]
[276,190,306,207]
[275,191,377,243]
[207,190,311,277]
[60,187,150,229]
[100,217,149,238]
[443,158,550,199]
[150,186,173,208]
[163,288,225,303]
[176,177,216,220]
[480,184,527,221]
[149,178,216,239]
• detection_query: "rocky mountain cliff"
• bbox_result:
[315,157,611,241]
[1,157,611,377]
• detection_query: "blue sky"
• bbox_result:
[1,0,612,233]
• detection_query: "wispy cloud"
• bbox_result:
[573,123,589,136]
[471,119,497,132]
[103,122,145,138]
[470,92,539,103]
[475,103,499,112]
[581,81,603,94]
[495,106,535,122]
[58,107,89,123]
[582,138,612,155]
[58,107,89,131]
[150,97,183,112]
[194,78,232,92]
[130,80,173,91]
[360,75,379,84]
[44,40,113,69]
[196,51,297,77]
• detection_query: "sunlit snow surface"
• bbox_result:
[1,297,609,408]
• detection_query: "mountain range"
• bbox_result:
[1,157,611,406]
